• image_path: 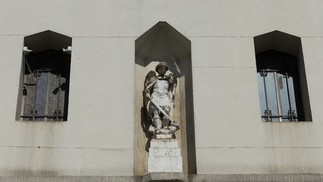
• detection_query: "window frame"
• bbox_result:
[20,50,71,121]
[16,31,72,122]
[254,31,312,122]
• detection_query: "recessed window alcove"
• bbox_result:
[134,22,196,175]
[254,30,311,122]
[16,30,72,121]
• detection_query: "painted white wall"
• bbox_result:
[0,0,322,176]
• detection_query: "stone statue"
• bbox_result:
[144,62,180,135]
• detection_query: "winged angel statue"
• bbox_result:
[143,61,181,135]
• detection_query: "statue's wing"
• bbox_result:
[144,71,157,89]
[143,71,157,109]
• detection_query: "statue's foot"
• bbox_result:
[171,123,180,127]
[148,125,156,134]
[159,128,170,134]
[169,124,180,134]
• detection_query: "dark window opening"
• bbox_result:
[256,50,304,122]
[21,50,70,121]
[254,31,311,122]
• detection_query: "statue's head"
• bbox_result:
[155,62,169,75]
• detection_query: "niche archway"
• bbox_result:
[16,30,72,121]
[254,30,311,122]
[134,22,196,175]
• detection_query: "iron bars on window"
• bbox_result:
[257,69,298,122]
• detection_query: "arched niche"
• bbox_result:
[16,30,72,121]
[134,22,196,175]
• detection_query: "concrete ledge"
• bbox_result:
[0,176,142,182]
[188,174,323,182]
[0,174,322,182]
[142,172,184,182]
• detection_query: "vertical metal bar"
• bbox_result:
[56,74,61,120]
[20,87,26,121]
[262,70,270,122]
[44,72,50,121]
[21,57,28,121]
[274,72,282,122]
[285,72,293,121]
[32,71,39,120]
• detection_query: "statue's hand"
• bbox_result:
[145,93,152,100]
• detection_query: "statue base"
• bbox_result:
[155,134,173,139]
[147,138,183,173]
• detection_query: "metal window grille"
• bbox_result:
[20,50,70,121]
[257,69,298,122]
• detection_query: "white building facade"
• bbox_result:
[0,0,323,181]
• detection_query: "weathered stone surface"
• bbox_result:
[148,139,183,173]
[155,134,173,140]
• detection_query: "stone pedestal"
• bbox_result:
[148,136,183,173]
